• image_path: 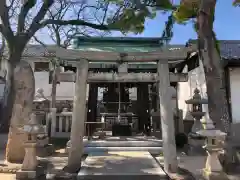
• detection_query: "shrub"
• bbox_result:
[175,133,188,148]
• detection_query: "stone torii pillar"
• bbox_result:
[157,60,178,173]
[68,60,89,172]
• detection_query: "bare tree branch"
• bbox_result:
[32,35,47,47]
[41,19,115,30]
[26,0,55,38]
[0,1,14,41]
[18,0,38,33]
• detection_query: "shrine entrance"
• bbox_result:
[87,82,151,136]
[52,36,196,172]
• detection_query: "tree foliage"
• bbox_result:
[233,0,240,6]
[0,0,181,132]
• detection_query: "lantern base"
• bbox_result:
[202,168,228,180]
[16,166,45,179]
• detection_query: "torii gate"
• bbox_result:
[52,46,196,173]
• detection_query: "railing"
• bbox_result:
[49,108,139,138]
[50,108,73,138]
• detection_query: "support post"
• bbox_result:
[87,83,98,135]
[157,60,178,173]
[50,108,57,137]
[68,60,89,172]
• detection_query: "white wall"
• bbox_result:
[229,67,240,124]
[177,60,213,128]
[34,71,89,100]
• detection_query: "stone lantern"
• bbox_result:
[186,88,208,133]
[197,129,228,180]
[16,113,45,179]
[33,88,53,154]
[185,88,208,153]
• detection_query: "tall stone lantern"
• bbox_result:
[16,113,45,179]
[185,88,208,153]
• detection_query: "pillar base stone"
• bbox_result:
[16,166,45,179]
[202,169,229,180]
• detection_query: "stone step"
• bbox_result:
[78,151,168,180]
[83,140,163,147]
[83,146,163,155]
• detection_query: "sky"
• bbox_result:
[111,1,240,44]
[34,1,240,45]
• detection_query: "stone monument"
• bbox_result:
[6,60,35,163]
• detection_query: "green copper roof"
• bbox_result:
[73,36,166,53]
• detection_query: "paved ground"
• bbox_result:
[1,147,240,180]
[178,153,206,179]
[0,174,16,180]
[0,150,16,180]
[79,151,167,180]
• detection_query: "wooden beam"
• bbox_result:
[57,72,188,83]
[53,46,196,62]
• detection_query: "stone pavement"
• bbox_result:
[78,151,168,180]
[0,150,18,180]
[1,148,240,180]
[0,174,16,180]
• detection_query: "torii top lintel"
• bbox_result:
[49,36,197,63]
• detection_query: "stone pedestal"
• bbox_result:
[22,142,37,170]
[202,148,228,180]
[16,166,45,180]
[197,129,228,180]
[16,142,44,179]
[191,118,204,133]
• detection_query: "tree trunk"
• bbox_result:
[197,0,230,132]
[0,61,15,133]
[51,69,57,108]
[51,67,61,108]
[198,0,234,170]
[5,59,35,163]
